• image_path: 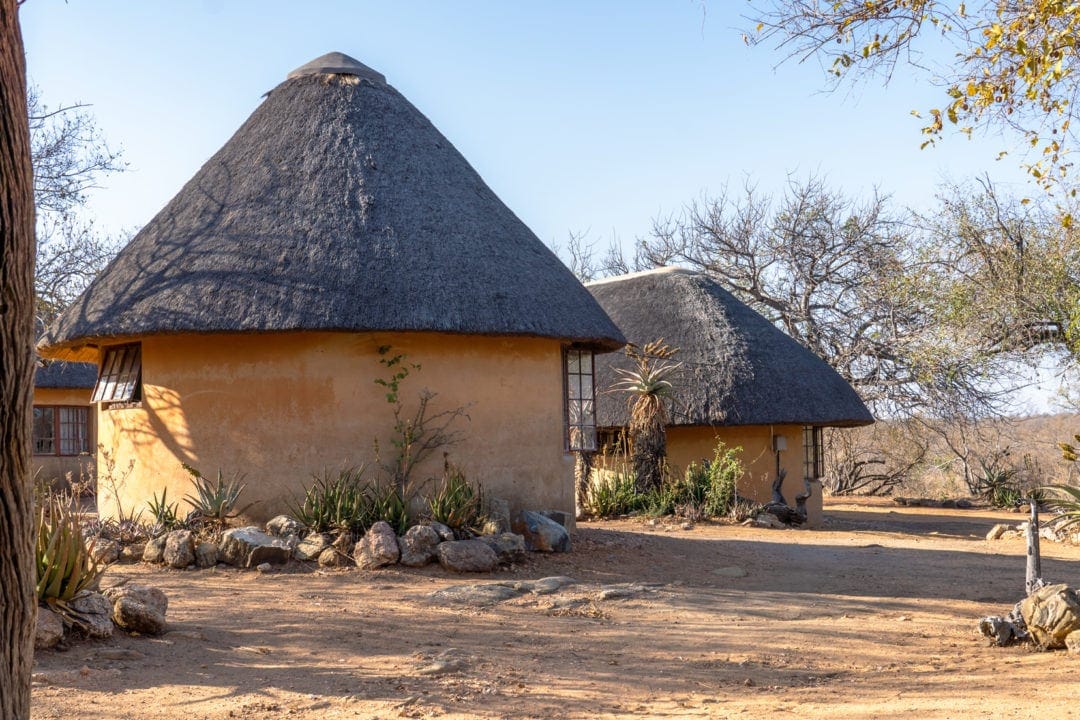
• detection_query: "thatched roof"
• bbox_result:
[40,52,624,357]
[34,360,97,390]
[588,267,874,428]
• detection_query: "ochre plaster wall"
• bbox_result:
[667,425,822,528]
[32,387,95,488]
[596,424,824,528]
[94,332,575,524]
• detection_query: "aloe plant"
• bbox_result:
[427,467,484,534]
[36,495,104,606]
[1045,484,1080,531]
[147,488,180,530]
[289,467,372,534]
[182,464,253,521]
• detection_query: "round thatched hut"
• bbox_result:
[587,267,873,526]
[39,52,624,523]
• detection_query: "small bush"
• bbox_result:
[290,467,372,534]
[36,495,104,606]
[584,467,643,518]
[646,444,744,519]
[427,465,484,534]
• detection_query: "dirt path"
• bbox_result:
[31,499,1080,719]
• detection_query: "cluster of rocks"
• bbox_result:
[138,506,572,574]
[980,583,1080,652]
[35,583,168,650]
[986,521,1078,544]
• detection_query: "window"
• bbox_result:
[564,348,597,452]
[803,425,824,480]
[92,343,142,405]
[33,406,89,456]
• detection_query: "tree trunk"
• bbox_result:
[631,416,666,494]
[0,2,36,717]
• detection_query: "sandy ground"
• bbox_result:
[30,498,1080,720]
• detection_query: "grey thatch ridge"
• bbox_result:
[588,267,874,428]
[34,360,97,390]
[40,52,624,354]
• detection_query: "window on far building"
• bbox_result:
[32,406,89,456]
[803,425,824,480]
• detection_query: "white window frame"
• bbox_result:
[564,347,597,452]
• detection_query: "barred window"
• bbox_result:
[564,348,597,452]
[803,425,824,480]
[32,406,89,456]
[92,343,142,405]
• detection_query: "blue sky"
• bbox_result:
[20,1,1032,247]
[19,1,1060,410]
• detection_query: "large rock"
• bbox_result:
[294,533,330,561]
[1019,583,1080,649]
[512,511,570,553]
[68,591,114,639]
[399,525,441,567]
[356,521,400,570]
[219,526,292,568]
[482,497,512,535]
[142,535,168,564]
[120,542,145,562]
[478,533,526,565]
[540,509,571,528]
[35,606,64,649]
[318,532,355,567]
[194,541,219,568]
[265,514,305,537]
[1066,630,1080,655]
[437,540,499,573]
[89,538,122,565]
[163,530,195,568]
[104,584,168,635]
[429,522,455,542]
[318,546,351,567]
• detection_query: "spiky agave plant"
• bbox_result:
[1050,438,1080,530]
[36,494,105,620]
[614,339,680,494]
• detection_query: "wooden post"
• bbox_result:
[1025,498,1041,595]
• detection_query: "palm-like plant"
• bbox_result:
[1045,484,1080,532]
[614,339,680,494]
[1050,438,1080,531]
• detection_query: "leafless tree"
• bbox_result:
[627,177,1022,419]
[550,229,633,284]
[28,85,124,326]
[826,425,928,496]
[0,1,39,715]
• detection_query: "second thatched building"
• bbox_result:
[587,267,873,526]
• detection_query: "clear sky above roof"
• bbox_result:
[21,0,1031,249]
